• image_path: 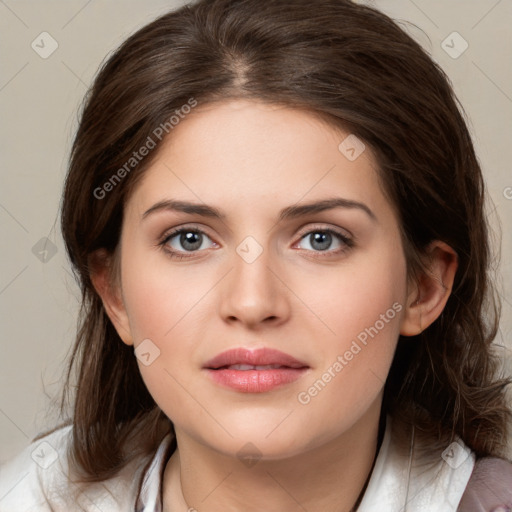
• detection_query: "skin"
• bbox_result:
[91,99,458,512]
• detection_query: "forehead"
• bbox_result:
[126,99,394,224]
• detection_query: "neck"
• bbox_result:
[162,404,386,512]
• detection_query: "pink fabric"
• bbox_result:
[457,457,512,512]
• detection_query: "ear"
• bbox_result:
[400,241,458,336]
[89,249,133,346]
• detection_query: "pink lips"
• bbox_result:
[203,347,309,393]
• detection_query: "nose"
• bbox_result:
[219,242,291,329]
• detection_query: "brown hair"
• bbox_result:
[51,0,511,482]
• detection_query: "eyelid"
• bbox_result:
[158,223,216,243]
[295,222,353,240]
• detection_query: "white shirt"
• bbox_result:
[0,414,475,511]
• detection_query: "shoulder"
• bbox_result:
[0,424,73,511]
[457,456,512,512]
[0,425,143,511]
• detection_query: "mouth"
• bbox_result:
[203,347,310,393]
[214,363,298,370]
[203,347,308,369]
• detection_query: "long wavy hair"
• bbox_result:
[42,0,512,483]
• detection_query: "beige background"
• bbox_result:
[1,0,511,463]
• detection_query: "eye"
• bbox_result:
[158,225,354,261]
[159,227,217,259]
[295,227,354,257]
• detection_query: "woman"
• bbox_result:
[1,0,511,510]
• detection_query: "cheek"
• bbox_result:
[312,238,406,351]
[295,238,406,408]
[119,253,204,421]
[119,248,216,410]
[121,247,208,341]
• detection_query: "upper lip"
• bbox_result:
[203,347,309,369]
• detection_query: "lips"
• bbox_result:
[203,347,310,393]
[203,347,308,370]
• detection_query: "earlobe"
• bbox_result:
[399,241,458,337]
[89,249,134,346]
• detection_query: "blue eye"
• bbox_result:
[160,228,215,258]
[295,229,353,257]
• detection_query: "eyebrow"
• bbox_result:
[142,197,377,223]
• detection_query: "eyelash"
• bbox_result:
[157,225,354,261]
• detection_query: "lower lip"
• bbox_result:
[204,368,308,393]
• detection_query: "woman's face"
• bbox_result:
[113,99,410,458]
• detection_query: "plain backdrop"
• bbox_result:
[1,0,511,463]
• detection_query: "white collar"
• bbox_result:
[359,414,475,511]
[136,414,475,511]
